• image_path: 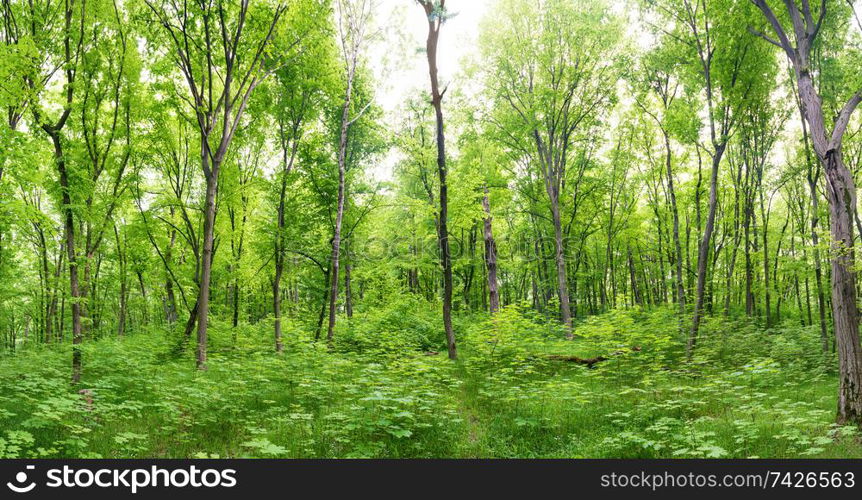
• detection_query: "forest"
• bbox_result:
[1,0,862,459]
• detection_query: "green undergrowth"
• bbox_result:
[0,303,859,458]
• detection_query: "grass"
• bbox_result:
[0,305,860,458]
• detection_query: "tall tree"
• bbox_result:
[30,0,86,382]
[271,1,333,353]
[327,0,374,343]
[649,0,772,354]
[480,0,622,337]
[416,0,456,359]
[145,0,286,369]
[633,48,692,318]
[751,0,862,424]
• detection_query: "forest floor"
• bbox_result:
[0,305,861,458]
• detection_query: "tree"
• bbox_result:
[270,1,334,352]
[145,0,286,369]
[328,0,375,343]
[750,0,862,425]
[29,0,87,382]
[632,48,691,318]
[480,0,623,337]
[416,0,456,359]
[648,0,773,354]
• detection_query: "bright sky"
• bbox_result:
[367,0,491,181]
[371,0,490,112]
[365,1,652,182]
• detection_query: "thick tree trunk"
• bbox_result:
[551,198,573,338]
[823,151,862,424]
[790,66,862,422]
[196,159,219,370]
[795,67,862,423]
[482,186,500,314]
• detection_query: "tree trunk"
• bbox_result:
[482,186,500,314]
[315,271,330,341]
[273,124,294,353]
[801,111,830,352]
[327,72,352,344]
[796,66,862,423]
[49,132,84,383]
[421,4,457,359]
[551,197,573,338]
[272,266,284,352]
[136,270,148,325]
[759,183,771,327]
[232,275,240,330]
[627,246,642,306]
[689,146,725,356]
[661,132,686,320]
[823,151,862,424]
[345,250,353,319]
[163,224,178,324]
[196,158,219,370]
[744,186,755,316]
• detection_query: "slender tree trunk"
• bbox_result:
[421,3,457,359]
[136,270,148,325]
[315,271,330,341]
[272,266,284,352]
[627,246,642,306]
[232,275,240,329]
[760,184,771,327]
[49,132,83,383]
[801,112,830,352]
[664,133,685,316]
[689,146,725,356]
[744,187,755,316]
[345,245,353,319]
[163,221,178,323]
[114,224,128,336]
[118,278,127,335]
[327,72,352,344]
[273,126,294,353]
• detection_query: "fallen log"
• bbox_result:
[545,346,641,368]
[546,355,607,368]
